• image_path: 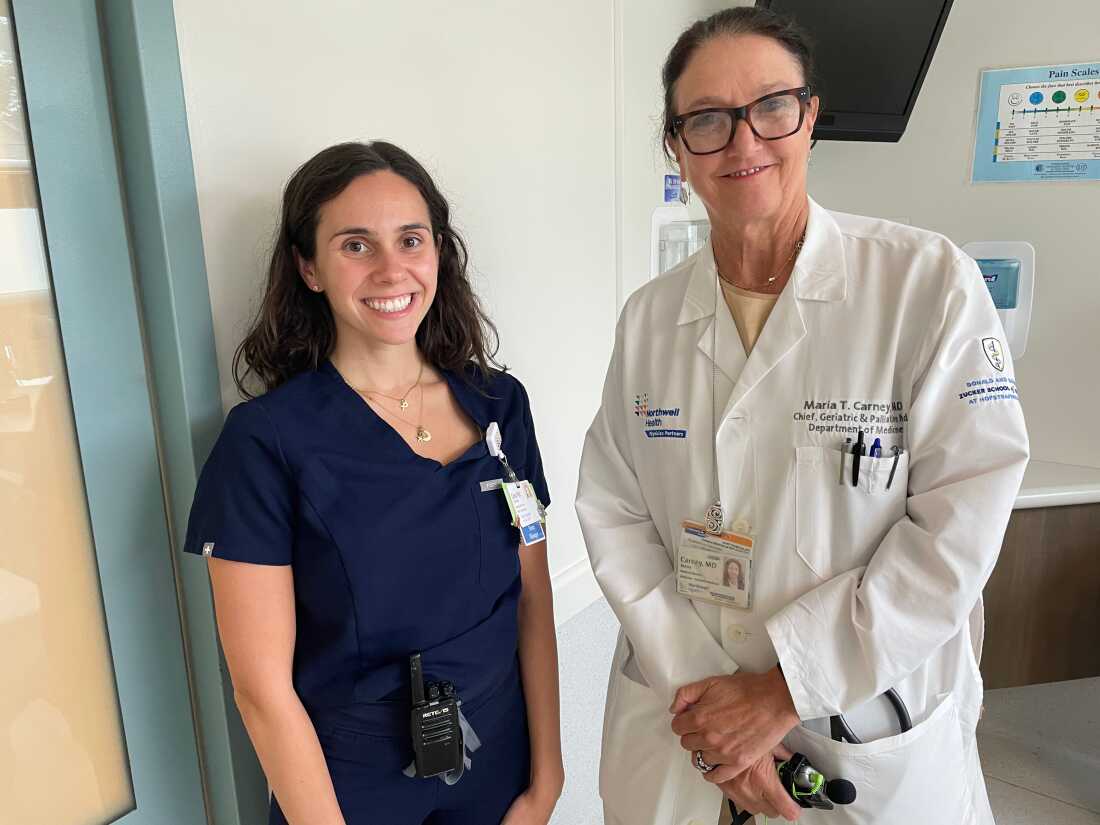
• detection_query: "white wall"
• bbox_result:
[173,1,617,613]
[803,0,1100,468]
[618,0,747,306]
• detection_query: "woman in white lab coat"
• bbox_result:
[576,8,1028,825]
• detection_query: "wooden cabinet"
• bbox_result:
[980,503,1100,689]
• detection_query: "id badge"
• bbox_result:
[676,520,754,609]
[502,480,546,546]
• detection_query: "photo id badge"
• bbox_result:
[502,480,546,546]
[676,520,754,609]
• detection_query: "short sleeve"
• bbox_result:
[515,378,551,510]
[184,400,295,565]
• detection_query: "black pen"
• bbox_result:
[886,445,902,490]
[851,430,865,486]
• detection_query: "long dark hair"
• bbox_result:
[661,7,818,159]
[233,141,502,398]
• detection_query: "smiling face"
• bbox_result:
[297,170,438,352]
[670,34,818,229]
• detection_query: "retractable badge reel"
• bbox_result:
[485,422,545,545]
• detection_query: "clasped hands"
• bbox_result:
[670,667,803,822]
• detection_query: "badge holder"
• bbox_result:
[676,520,754,610]
[486,422,546,546]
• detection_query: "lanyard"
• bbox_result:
[705,270,725,535]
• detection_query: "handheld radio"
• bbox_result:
[409,653,463,778]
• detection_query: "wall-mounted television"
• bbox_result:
[756,0,954,142]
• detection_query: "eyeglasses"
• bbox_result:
[672,87,812,155]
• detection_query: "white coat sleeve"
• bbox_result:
[766,254,1029,720]
[576,316,739,706]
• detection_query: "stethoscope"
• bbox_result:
[830,687,912,743]
[728,689,913,822]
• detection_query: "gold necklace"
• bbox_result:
[366,385,433,444]
[716,229,806,292]
[348,363,432,444]
[350,362,424,410]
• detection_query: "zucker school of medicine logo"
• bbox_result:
[982,337,1005,372]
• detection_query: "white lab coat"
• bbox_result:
[576,198,1028,825]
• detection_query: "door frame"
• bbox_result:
[14,1,265,822]
[96,1,269,822]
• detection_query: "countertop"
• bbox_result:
[1014,459,1100,510]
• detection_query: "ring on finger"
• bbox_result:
[693,749,717,773]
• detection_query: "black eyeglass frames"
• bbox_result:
[672,87,812,154]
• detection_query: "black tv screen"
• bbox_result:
[756,0,954,141]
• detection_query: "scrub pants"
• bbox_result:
[270,675,530,825]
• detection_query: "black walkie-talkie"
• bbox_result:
[409,653,463,778]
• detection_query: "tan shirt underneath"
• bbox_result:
[719,279,780,354]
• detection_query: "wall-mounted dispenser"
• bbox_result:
[650,174,710,279]
[962,240,1035,359]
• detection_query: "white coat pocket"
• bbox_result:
[783,692,975,825]
[795,445,909,580]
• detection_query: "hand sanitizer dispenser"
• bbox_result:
[650,175,710,278]
[962,241,1035,360]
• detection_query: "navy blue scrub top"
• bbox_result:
[184,361,550,722]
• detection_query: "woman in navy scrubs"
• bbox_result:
[185,142,563,825]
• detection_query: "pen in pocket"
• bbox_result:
[851,430,865,487]
[839,437,852,485]
[886,446,902,490]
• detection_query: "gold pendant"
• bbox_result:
[399,398,409,410]
[416,427,432,443]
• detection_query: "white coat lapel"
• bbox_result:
[697,307,747,386]
[722,199,847,417]
[723,287,806,416]
[680,246,748,385]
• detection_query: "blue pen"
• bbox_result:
[869,437,882,458]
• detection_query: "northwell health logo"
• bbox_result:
[634,392,687,439]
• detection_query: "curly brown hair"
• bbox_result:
[233,141,502,398]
